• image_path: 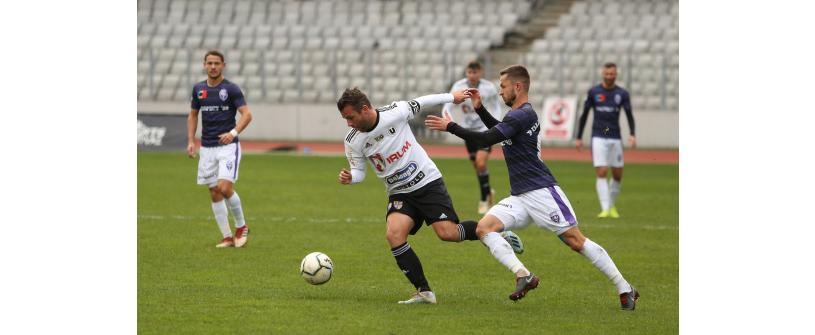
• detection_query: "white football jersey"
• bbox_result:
[344,99,444,195]
[442,79,503,131]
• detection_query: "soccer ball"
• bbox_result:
[299,252,333,285]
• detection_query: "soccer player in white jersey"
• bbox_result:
[337,87,513,304]
[187,50,253,248]
[426,65,639,310]
[442,61,504,214]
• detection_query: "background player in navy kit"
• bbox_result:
[187,50,253,248]
[575,63,636,219]
[426,65,639,310]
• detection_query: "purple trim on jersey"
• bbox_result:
[233,143,240,179]
[548,186,576,224]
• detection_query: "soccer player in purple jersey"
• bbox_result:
[575,63,636,219]
[187,50,253,248]
[426,65,639,310]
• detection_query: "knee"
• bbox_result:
[386,229,406,246]
[476,221,500,239]
[434,222,460,242]
[209,189,223,202]
[218,184,233,197]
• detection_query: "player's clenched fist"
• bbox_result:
[338,168,352,184]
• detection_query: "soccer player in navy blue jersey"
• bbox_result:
[575,63,636,219]
[187,50,253,248]
[426,65,639,310]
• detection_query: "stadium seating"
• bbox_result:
[137,0,531,104]
[525,0,678,111]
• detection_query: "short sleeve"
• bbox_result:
[191,86,200,110]
[231,85,247,108]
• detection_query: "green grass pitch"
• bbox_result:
[138,152,678,334]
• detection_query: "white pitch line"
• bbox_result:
[138,214,675,230]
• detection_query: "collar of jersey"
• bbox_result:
[363,111,380,133]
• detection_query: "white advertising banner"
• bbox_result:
[540,96,578,142]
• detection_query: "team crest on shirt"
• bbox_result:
[550,211,561,223]
[368,153,386,172]
[614,94,621,105]
[197,89,208,99]
[226,160,233,171]
[219,88,228,101]
[392,201,403,210]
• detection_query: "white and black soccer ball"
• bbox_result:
[300,252,333,285]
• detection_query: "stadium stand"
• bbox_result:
[137,0,677,112]
[524,0,678,111]
[137,0,531,104]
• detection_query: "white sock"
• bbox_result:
[226,192,246,228]
[580,238,630,294]
[596,178,610,211]
[609,179,621,208]
[211,200,232,238]
[482,232,529,276]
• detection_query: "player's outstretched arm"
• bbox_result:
[187,109,199,158]
[425,114,506,148]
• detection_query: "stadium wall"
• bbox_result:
[138,101,678,148]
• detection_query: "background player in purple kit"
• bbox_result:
[575,62,636,219]
[187,50,253,248]
[425,65,639,310]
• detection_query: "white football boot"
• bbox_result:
[398,290,437,304]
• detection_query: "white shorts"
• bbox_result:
[197,142,241,187]
[486,186,578,235]
[591,137,624,168]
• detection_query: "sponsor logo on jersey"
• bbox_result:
[374,134,384,142]
[614,94,621,105]
[376,103,397,113]
[408,100,420,114]
[439,213,448,219]
[368,153,385,172]
[385,162,418,185]
[594,94,605,103]
[501,139,513,146]
[364,142,373,149]
[219,88,228,101]
[595,106,616,112]
[525,121,540,136]
[387,140,412,164]
[550,211,560,223]
[388,127,396,135]
[197,89,208,99]
[393,171,426,191]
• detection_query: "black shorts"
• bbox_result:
[386,178,460,235]
[465,139,492,161]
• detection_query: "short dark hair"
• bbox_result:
[466,60,482,71]
[204,50,225,63]
[336,87,371,112]
[604,62,617,69]
[499,65,531,92]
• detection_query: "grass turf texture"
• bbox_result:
[138,152,678,334]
